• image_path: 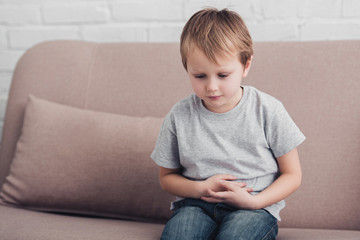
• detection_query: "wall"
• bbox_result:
[1,0,360,139]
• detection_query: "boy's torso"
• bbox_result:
[151,85,306,221]
[173,86,280,188]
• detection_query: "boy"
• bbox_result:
[151,8,305,240]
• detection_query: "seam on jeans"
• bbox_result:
[214,204,218,223]
[207,227,218,240]
[261,223,278,240]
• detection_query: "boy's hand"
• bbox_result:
[200,179,257,210]
[199,174,239,194]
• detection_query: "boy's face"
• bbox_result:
[187,46,251,113]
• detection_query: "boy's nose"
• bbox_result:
[206,78,219,92]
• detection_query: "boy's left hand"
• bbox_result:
[201,180,258,210]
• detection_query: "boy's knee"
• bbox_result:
[162,206,217,240]
[171,206,206,222]
[216,210,278,240]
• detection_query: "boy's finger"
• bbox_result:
[232,182,247,188]
[201,196,222,203]
[219,180,238,191]
[208,189,231,200]
[219,174,237,180]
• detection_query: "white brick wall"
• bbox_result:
[9,27,81,48]
[112,0,183,21]
[0,0,360,140]
[43,3,110,24]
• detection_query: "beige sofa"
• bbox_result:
[0,40,359,239]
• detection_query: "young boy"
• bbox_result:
[151,8,305,240]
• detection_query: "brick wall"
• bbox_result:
[0,0,360,139]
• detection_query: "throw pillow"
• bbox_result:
[0,95,172,222]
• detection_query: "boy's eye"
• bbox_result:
[195,75,206,79]
[218,74,228,78]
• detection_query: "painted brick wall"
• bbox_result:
[0,0,360,139]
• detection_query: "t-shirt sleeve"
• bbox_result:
[265,103,306,158]
[150,112,181,169]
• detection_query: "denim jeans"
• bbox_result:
[161,198,278,240]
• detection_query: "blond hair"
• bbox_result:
[180,8,253,70]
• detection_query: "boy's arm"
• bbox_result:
[159,167,251,199]
[202,148,302,210]
[159,167,203,198]
[252,147,302,209]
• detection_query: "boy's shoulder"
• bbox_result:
[245,86,283,109]
[169,94,197,116]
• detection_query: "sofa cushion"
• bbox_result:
[277,228,360,240]
[0,95,172,222]
[0,205,164,240]
[1,205,359,240]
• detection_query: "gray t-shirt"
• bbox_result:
[151,86,306,220]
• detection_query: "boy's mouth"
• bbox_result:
[208,95,222,100]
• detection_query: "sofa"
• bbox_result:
[0,40,359,239]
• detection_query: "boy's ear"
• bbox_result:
[242,56,253,78]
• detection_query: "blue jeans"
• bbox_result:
[161,198,278,240]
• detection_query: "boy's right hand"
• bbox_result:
[159,167,252,200]
[199,174,250,197]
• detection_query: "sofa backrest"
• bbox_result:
[0,40,359,230]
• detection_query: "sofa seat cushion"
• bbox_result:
[278,227,360,240]
[1,205,359,240]
[0,205,164,240]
